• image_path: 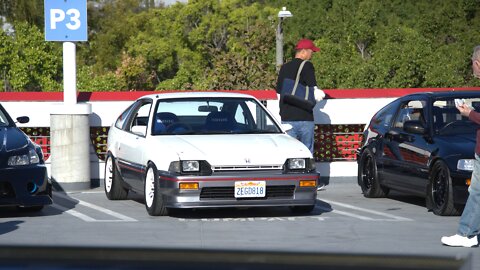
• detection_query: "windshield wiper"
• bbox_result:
[235,130,280,134]
[197,130,235,134]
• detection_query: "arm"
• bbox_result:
[301,61,317,87]
[302,61,325,101]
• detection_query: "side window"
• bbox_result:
[126,101,152,135]
[370,101,398,130]
[115,103,136,130]
[115,99,152,135]
[393,100,426,129]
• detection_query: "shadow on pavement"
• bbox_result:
[0,221,23,235]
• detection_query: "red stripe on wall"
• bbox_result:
[0,90,278,102]
[324,87,480,99]
[1,87,480,101]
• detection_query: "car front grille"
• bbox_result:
[200,185,295,200]
[211,165,283,171]
[0,182,15,198]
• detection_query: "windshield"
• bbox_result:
[433,97,480,135]
[151,97,281,135]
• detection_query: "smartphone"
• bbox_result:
[454,98,465,107]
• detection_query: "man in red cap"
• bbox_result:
[275,38,325,154]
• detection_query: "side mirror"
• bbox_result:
[16,116,29,124]
[131,125,146,137]
[282,123,293,132]
[403,120,426,134]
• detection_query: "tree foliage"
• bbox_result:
[0,22,62,91]
[1,0,480,91]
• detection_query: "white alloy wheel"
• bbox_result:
[105,156,113,193]
[145,167,156,208]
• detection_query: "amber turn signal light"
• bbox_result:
[466,179,471,186]
[300,180,317,187]
[179,182,199,190]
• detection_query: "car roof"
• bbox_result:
[137,91,256,101]
[401,90,480,100]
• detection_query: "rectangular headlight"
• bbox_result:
[457,159,474,171]
[8,149,40,166]
[288,158,306,170]
[182,160,200,172]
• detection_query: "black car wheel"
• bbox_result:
[358,148,388,198]
[428,161,462,216]
[144,163,169,216]
[104,154,128,200]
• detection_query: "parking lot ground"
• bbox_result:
[0,177,478,269]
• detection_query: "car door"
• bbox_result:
[117,99,152,193]
[381,98,432,195]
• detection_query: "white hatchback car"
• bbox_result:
[105,92,319,216]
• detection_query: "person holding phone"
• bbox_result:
[441,45,480,247]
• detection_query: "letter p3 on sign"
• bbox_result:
[44,0,88,42]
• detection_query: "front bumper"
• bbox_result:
[0,165,52,207]
[158,171,319,209]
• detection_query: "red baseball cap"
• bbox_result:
[295,39,320,52]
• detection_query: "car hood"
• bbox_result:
[157,134,311,166]
[0,127,29,152]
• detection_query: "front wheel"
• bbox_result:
[428,161,462,216]
[144,163,169,216]
[358,148,388,198]
[104,154,128,200]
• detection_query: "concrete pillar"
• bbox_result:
[50,104,92,190]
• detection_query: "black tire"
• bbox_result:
[290,205,315,214]
[144,163,169,216]
[104,154,128,200]
[358,148,388,198]
[428,161,462,216]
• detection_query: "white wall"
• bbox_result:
[2,97,395,180]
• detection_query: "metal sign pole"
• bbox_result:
[45,0,91,191]
[63,42,77,105]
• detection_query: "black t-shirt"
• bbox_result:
[275,58,317,121]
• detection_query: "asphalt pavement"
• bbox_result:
[0,177,478,269]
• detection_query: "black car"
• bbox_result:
[357,91,480,216]
[0,103,52,211]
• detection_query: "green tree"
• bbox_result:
[88,0,149,72]
[2,22,62,91]
[0,0,43,27]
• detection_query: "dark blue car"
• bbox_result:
[0,103,52,211]
[357,91,480,216]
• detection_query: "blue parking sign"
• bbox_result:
[45,0,88,41]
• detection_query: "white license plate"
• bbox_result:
[234,181,266,198]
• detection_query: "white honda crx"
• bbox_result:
[105,92,319,216]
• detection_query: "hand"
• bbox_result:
[314,86,325,102]
[457,103,473,117]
